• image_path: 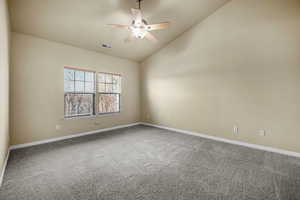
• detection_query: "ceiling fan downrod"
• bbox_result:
[137,0,143,10]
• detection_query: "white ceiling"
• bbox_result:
[9,0,229,62]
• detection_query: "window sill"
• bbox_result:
[64,112,121,120]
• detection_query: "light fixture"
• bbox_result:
[107,0,171,43]
[130,25,147,39]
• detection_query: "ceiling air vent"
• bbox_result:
[101,44,112,49]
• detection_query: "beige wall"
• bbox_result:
[141,0,300,152]
[10,32,140,145]
[0,0,10,174]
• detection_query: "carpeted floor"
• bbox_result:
[0,125,300,200]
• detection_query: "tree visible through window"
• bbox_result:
[64,67,121,118]
[97,72,121,114]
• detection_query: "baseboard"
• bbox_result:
[141,122,300,158]
[0,149,10,187]
[10,122,142,150]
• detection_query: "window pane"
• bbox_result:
[114,94,120,111]
[112,75,120,84]
[75,81,84,92]
[98,73,105,83]
[75,70,85,81]
[98,83,105,92]
[106,83,113,93]
[98,94,119,113]
[85,72,94,82]
[64,80,74,92]
[64,69,74,81]
[105,74,113,83]
[64,93,94,117]
[85,82,94,93]
[113,75,121,93]
[113,84,120,93]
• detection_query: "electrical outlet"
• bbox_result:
[259,129,266,136]
[233,126,238,134]
[56,125,61,130]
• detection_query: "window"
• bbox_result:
[64,68,95,118]
[64,67,121,118]
[97,72,121,114]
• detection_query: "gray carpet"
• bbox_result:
[1,125,300,200]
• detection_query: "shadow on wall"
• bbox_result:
[148,21,199,59]
[165,26,197,55]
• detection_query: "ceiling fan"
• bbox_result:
[108,0,171,43]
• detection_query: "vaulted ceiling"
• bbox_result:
[9,0,229,62]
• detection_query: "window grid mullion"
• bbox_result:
[95,73,98,115]
[83,71,85,93]
[65,70,121,118]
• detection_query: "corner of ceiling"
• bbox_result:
[138,0,232,64]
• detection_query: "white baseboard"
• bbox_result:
[10,122,142,150]
[141,122,300,158]
[0,149,10,187]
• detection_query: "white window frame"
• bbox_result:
[64,66,122,119]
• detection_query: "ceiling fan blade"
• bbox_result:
[147,22,171,31]
[124,34,135,43]
[131,8,142,23]
[107,24,129,30]
[145,32,158,43]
